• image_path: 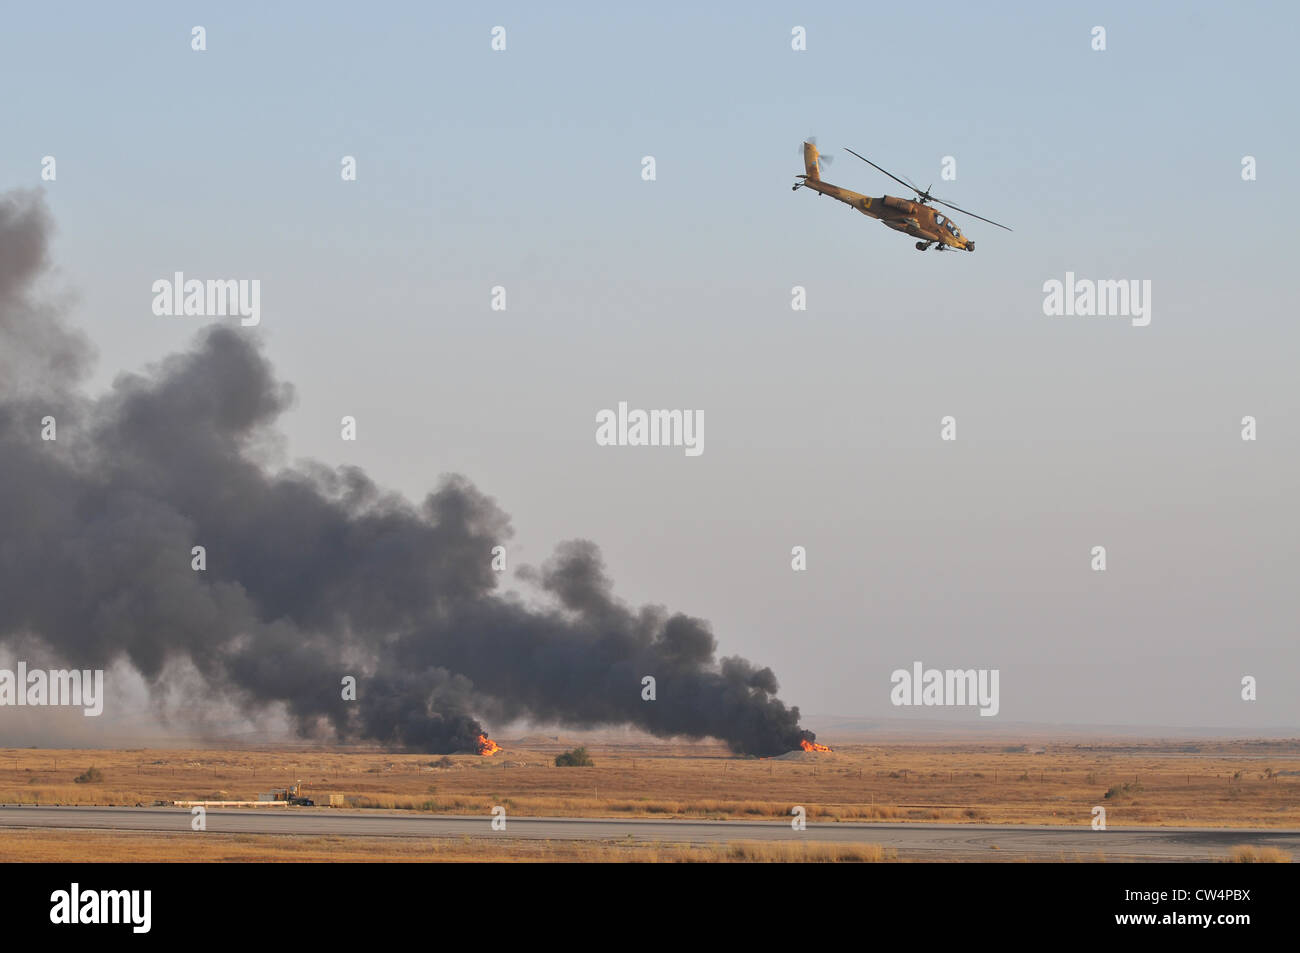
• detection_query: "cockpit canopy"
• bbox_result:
[934,213,961,237]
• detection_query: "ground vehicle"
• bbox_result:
[272,781,313,805]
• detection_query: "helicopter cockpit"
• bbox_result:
[934,213,962,239]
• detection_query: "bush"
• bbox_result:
[430,756,455,769]
[1228,845,1291,863]
[1103,781,1143,800]
[73,767,104,784]
[555,746,594,767]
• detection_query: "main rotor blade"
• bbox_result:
[929,196,1013,231]
[843,148,919,196]
[844,147,1013,231]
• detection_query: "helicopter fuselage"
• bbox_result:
[795,177,974,251]
[793,140,990,251]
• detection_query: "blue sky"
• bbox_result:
[3,1,1297,729]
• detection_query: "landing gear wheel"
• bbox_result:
[915,241,932,251]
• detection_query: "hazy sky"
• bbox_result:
[2,1,1296,732]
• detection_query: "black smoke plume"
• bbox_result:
[0,191,815,756]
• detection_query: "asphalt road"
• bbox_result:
[2,806,1297,859]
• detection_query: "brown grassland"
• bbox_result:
[0,830,903,863]
[1,739,1296,826]
[1,739,1296,860]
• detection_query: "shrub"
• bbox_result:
[1227,845,1291,863]
[73,767,104,784]
[555,746,594,767]
[1103,781,1143,800]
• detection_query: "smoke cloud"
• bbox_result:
[0,190,814,756]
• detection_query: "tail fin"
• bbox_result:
[803,141,822,181]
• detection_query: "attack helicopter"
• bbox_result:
[792,140,1011,251]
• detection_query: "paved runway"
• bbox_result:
[2,806,1297,859]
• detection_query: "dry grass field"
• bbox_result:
[0,830,901,863]
[5,829,1288,863]
[1,738,1297,829]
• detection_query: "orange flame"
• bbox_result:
[476,733,501,756]
[800,739,832,753]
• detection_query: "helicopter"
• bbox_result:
[792,140,1011,251]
